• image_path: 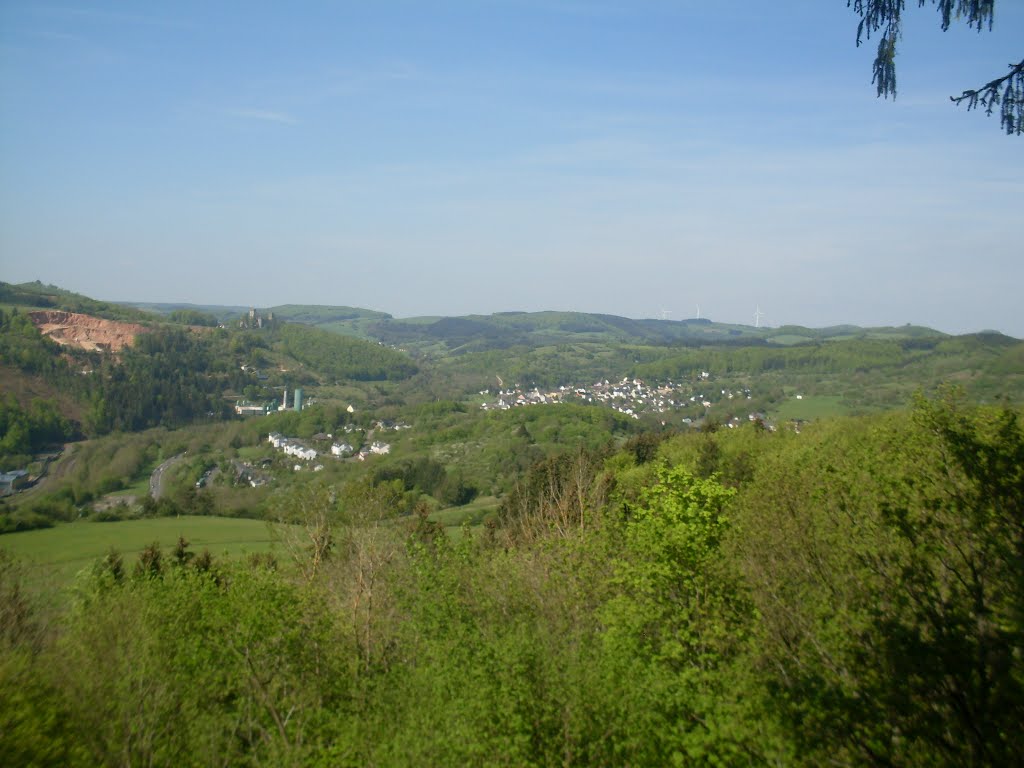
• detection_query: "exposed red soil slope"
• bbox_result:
[28,310,149,353]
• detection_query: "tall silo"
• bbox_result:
[294,387,303,412]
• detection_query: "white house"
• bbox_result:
[283,443,317,461]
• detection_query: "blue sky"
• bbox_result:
[1,1,1021,334]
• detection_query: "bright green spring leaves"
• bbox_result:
[605,466,735,672]
[49,565,346,768]
[598,467,757,766]
[2,396,1023,766]
[735,395,1024,767]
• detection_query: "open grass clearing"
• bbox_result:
[0,515,279,586]
[768,334,814,346]
[429,495,499,528]
[772,395,851,421]
[429,495,499,540]
[237,445,274,460]
[108,476,152,497]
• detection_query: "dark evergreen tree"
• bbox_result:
[849,0,1022,133]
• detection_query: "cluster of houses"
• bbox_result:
[268,433,318,461]
[725,412,774,431]
[362,442,392,458]
[480,376,756,422]
[267,432,392,464]
[369,419,411,433]
[325,435,392,458]
[584,378,687,418]
[231,459,271,488]
[476,375,784,431]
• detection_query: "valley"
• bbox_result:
[3,0,1021,761]
[3,280,1022,535]
[1,279,1022,766]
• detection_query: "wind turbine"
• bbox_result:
[753,305,765,328]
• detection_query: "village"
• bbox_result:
[480,374,770,429]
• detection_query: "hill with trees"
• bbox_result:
[274,324,417,382]
[120,297,973,353]
[3,283,1024,763]
[0,286,419,474]
[1,394,1021,765]
[1,281,155,324]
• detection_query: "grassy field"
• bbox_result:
[237,445,271,460]
[0,515,278,585]
[772,395,851,421]
[767,334,815,346]
[108,475,152,498]
[429,495,499,537]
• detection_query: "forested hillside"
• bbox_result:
[275,324,417,381]
[0,308,95,460]
[0,309,232,457]
[0,287,420,472]
[3,284,1024,764]
[4,283,1022,537]
[128,299,966,354]
[88,329,232,433]
[0,281,154,324]
[342,311,770,351]
[2,395,1020,766]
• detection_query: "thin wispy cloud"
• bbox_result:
[243,62,425,111]
[2,1,1021,334]
[224,108,298,125]
[34,5,194,30]
[34,30,87,43]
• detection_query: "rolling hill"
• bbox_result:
[115,293,977,354]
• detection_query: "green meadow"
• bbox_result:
[771,394,851,421]
[0,515,278,585]
[429,494,500,537]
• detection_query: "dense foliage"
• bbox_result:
[0,308,91,383]
[2,396,1021,766]
[166,309,219,327]
[0,395,72,467]
[88,330,231,433]
[632,333,1019,378]
[0,309,90,463]
[0,308,230,438]
[275,324,417,382]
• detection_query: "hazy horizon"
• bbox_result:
[3,277,1013,338]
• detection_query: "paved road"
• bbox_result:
[149,453,185,500]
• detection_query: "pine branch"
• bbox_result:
[950,59,1024,135]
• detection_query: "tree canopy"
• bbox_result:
[849,0,1023,133]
